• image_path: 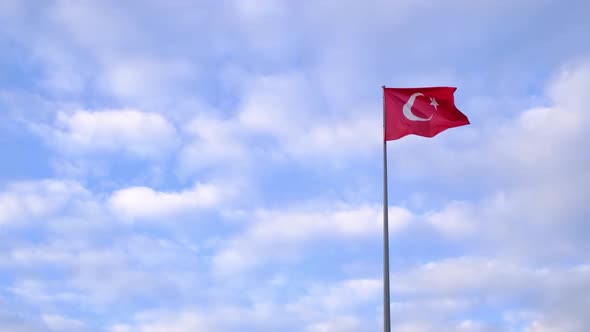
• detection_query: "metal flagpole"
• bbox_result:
[382,86,391,332]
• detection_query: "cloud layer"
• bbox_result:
[1,1,589,331]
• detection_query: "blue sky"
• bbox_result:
[1,1,590,331]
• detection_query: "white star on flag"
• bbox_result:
[429,97,439,110]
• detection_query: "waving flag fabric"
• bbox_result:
[384,87,469,141]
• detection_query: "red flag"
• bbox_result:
[384,87,469,141]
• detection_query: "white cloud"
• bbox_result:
[392,320,505,332]
[0,180,88,225]
[305,316,363,332]
[178,72,380,173]
[237,72,317,137]
[286,110,381,158]
[213,204,412,275]
[177,115,248,175]
[122,311,214,332]
[229,0,299,64]
[108,182,224,221]
[45,109,179,159]
[99,57,194,103]
[49,1,140,54]
[5,235,204,307]
[236,71,380,159]
[10,1,200,110]
[111,306,278,332]
[393,259,590,332]
[0,311,51,332]
[287,278,381,318]
[392,257,536,296]
[110,275,382,332]
[41,314,87,332]
[426,201,476,237]
[34,40,89,94]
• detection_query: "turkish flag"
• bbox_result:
[384,87,469,141]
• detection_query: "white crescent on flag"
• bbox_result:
[402,92,432,121]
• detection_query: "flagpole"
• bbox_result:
[382,86,391,332]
